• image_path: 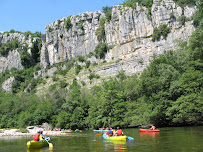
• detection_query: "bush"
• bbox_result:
[102,6,113,22]
[0,40,20,55]
[65,16,72,31]
[95,18,106,41]
[94,42,108,59]
[75,65,82,75]
[77,55,85,62]
[152,24,170,41]
[123,0,153,9]
[48,27,54,33]
[88,72,100,80]
[59,80,68,88]
[85,60,91,68]
[177,15,187,25]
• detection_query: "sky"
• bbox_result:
[0,0,125,34]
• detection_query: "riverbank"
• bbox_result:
[0,129,70,137]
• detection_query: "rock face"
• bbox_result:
[40,11,105,67]
[0,0,197,88]
[40,0,196,75]
[0,33,34,74]
[2,76,15,92]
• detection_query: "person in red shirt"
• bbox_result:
[116,127,123,136]
[34,130,44,141]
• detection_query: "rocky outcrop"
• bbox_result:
[2,76,15,92]
[40,11,105,67]
[40,0,196,76]
[0,33,35,74]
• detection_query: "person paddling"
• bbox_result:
[116,127,123,136]
[106,128,114,137]
[34,130,44,141]
[150,124,156,130]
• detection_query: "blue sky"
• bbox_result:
[0,0,124,34]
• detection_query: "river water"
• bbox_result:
[0,126,203,152]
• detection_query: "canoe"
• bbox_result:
[27,140,48,149]
[93,130,108,132]
[103,134,127,141]
[139,129,160,132]
[64,130,73,133]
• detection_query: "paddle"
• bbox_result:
[45,137,53,150]
[95,134,102,137]
[127,136,134,141]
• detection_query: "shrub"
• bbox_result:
[59,80,68,88]
[75,65,82,75]
[88,72,100,80]
[177,15,187,25]
[0,40,20,55]
[85,60,91,68]
[65,16,72,31]
[152,24,170,41]
[95,18,106,41]
[77,55,85,62]
[102,6,113,22]
[123,0,153,9]
[94,42,108,59]
[48,27,54,33]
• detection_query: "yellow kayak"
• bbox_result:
[27,140,48,149]
[103,134,127,141]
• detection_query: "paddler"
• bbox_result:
[34,130,44,141]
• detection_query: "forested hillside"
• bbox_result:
[0,0,202,129]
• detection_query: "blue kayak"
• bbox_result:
[93,130,108,132]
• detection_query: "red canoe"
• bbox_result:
[139,129,160,132]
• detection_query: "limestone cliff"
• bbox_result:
[0,32,39,74]
[40,0,196,76]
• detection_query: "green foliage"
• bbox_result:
[173,0,197,8]
[48,27,54,33]
[192,0,203,27]
[102,6,113,22]
[123,0,153,9]
[88,72,100,80]
[116,70,127,81]
[85,60,91,68]
[0,4,202,129]
[95,17,106,42]
[77,55,85,62]
[152,24,171,41]
[177,15,188,25]
[94,42,108,59]
[0,40,20,55]
[75,65,82,75]
[31,40,41,64]
[65,16,72,31]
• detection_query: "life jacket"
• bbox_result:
[34,133,40,141]
[117,130,123,136]
[108,130,113,136]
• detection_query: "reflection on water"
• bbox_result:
[103,140,127,152]
[140,132,160,141]
[27,147,53,152]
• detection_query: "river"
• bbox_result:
[0,126,203,152]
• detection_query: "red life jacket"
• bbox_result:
[117,130,123,136]
[34,133,40,141]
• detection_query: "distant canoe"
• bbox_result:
[93,130,108,132]
[139,129,160,132]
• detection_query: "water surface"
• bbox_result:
[0,126,203,152]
